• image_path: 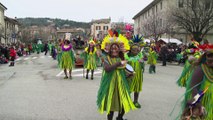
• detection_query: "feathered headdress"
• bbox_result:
[130,35,145,47]
[88,39,95,45]
[190,40,199,48]
[125,24,133,32]
[101,29,130,53]
[198,44,213,53]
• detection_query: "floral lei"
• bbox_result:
[62,44,72,51]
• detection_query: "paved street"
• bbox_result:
[0,53,185,120]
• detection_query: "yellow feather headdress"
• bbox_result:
[101,30,130,53]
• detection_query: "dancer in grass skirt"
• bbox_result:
[125,35,145,108]
[180,44,213,120]
[97,30,136,120]
[59,40,75,79]
[84,40,98,80]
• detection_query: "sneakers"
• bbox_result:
[64,76,68,79]
[134,102,141,108]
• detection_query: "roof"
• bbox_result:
[4,16,20,25]
[133,0,161,19]
[57,29,84,33]
[159,38,182,45]
[91,18,111,24]
[0,2,7,10]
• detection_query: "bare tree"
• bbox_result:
[20,28,32,43]
[141,12,172,42]
[172,0,213,43]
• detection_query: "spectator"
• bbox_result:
[9,46,16,67]
[160,43,168,66]
[44,42,48,55]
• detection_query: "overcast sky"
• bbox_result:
[1,0,153,23]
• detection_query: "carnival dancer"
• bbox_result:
[83,39,98,80]
[59,40,75,79]
[9,46,16,67]
[97,30,136,120]
[51,43,57,60]
[56,39,63,67]
[177,40,201,87]
[180,44,213,120]
[125,35,144,108]
[147,44,158,74]
[36,39,43,54]
[124,24,133,40]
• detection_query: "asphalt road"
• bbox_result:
[0,53,185,120]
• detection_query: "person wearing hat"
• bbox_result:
[83,39,98,80]
[125,35,144,108]
[59,40,75,79]
[176,42,201,88]
[97,30,136,120]
[180,44,213,120]
[147,44,158,73]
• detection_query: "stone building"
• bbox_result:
[133,0,213,43]
[91,18,111,40]
[0,3,7,43]
[4,16,20,44]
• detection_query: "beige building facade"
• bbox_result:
[91,18,111,40]
[0,3,7,43]
[0,2,20,44]
[133,0,213,44]
[5,16,20,44]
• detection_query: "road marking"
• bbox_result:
[41,56,45,58]
[56,69,83,77]
[32,57,37,59]
[56,69,103,77]
[72,69,85,72]
[56,71,64,77]
[48,56,52,58]
[24,57,29,60]
[72,71,102,77]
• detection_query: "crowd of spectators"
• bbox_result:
[0,43,33,65]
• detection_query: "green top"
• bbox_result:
[97,56,136,114]
[147,50,158,65]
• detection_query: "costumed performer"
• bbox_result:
[84,39,98,80]
[180,44,213,120]
[147,43,158,74]
[97,30,136,120]
[59,40,75,79]
[125,34,144,108]
[177,40,201,87]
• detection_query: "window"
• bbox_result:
[205,0,211,10]
[156,5,158,13]
[103,26,108,30]
[152,8,155,14]
[96,26,101,30]
[178,0,184,8]
[160,2,163,10]
[160,19,163,27]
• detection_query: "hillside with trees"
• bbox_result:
[17,18,91,29]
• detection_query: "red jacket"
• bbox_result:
[10,49,16,57]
